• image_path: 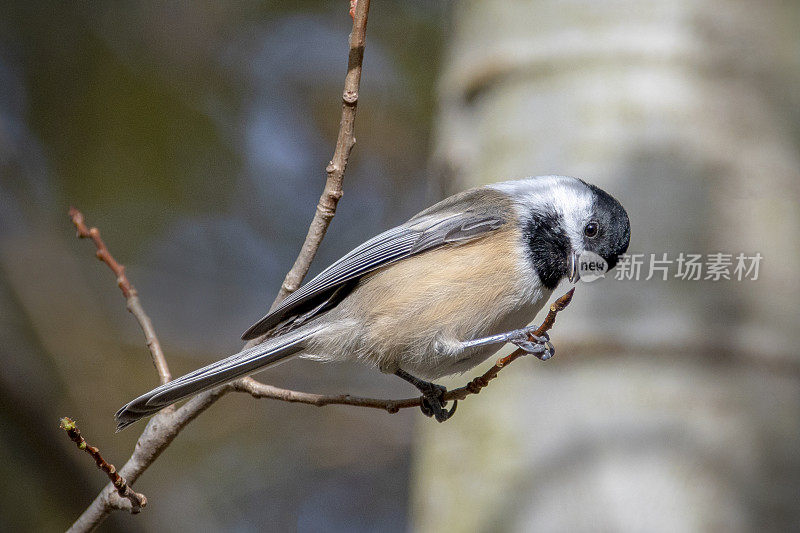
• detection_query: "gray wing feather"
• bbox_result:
[241,211,506,340]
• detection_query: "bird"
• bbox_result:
[115,175,630,430]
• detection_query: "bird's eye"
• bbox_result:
[584,221,599,238]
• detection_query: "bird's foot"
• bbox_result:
[394,368,458,422]
[419,383,457,423]
[510,329,555,361]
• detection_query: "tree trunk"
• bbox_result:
[414,1,800,531]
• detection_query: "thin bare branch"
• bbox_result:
[68,207,172,385]
[271,0,371,308]
[67,386,234,532]
[59,417,147,514]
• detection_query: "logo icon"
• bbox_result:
[577,251,608,282]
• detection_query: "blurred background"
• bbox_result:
[1,1,799,531]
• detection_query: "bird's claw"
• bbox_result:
[511,330,555,361]
[420,383,457,422]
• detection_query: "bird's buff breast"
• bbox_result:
[305,227,549,380]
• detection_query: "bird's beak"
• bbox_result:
[568,251,580,283]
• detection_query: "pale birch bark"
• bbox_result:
[415,2,800,531]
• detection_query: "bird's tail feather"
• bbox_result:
[115,326,320,431]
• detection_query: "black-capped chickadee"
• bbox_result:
[116,175,630,429]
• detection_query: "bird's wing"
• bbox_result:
[241,211,507,340]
